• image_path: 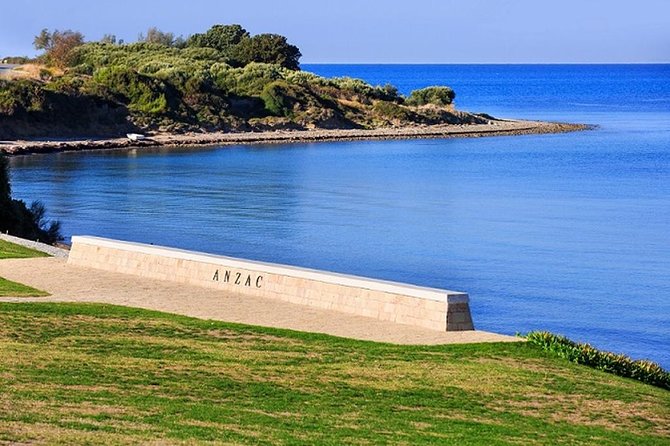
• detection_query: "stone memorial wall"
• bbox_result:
[68,236,474,331]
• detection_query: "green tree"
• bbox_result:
[229,34,301,70]
[187,24,250,54]
[139,27,175,46]
[33,29,52,51]
[100,34,117,45]
[33,29,85,68]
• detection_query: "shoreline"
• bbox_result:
[0,119,590,156]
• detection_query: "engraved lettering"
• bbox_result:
[244,275,252,287]
[256,276,263,288]
[212,270,219,281]
[235,272,242,285]
[223,270,231,283]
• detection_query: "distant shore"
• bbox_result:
[0,120,590,156]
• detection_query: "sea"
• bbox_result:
[8,64,670,368]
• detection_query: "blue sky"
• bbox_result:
[2,0,669,63]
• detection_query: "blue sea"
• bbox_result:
[9,64,670,368]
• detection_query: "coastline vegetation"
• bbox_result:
[526,331,670,390]
[0,24,491,139]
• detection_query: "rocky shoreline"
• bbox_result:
[0,120,590,156]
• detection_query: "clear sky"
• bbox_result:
[2,0,669,63]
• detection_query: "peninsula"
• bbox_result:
[0,25,586,155]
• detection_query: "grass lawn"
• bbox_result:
[0,303,668,445]
[0,239,49,259]
[0,277,49,297]
[0,239,50,297]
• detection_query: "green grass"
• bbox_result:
[0,239,49,259]
[0,239,49,297]
[0,303,668,445]
[0,277,49,297]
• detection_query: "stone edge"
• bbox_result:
[71,236,468,304]
[0,233,69,258]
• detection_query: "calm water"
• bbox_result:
[9,65,670,367]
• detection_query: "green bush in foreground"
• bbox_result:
[526,331,670,390]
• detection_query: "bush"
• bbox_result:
[0,80,45,115]
[526,331,670,390]
[261,81,297,117]
[372,101,412,121]
[93,67,170,115]
[406,86,455,107]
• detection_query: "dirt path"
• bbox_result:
[0,257,519,345]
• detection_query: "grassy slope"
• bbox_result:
[0,239,49,297]
[0,303,668,445]
[0,239,49,259]
[0,277,48,297]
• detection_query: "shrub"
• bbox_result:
[93,67,169,115]
[0,80,45,115]
[406,86,455,107]
[261,81,296,116]
[526,331,670,390]
[372,101,412,121]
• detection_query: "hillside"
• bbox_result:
[0,302,668,445]
[0,25,492,139]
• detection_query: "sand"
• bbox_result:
[0,120,589,156]
[0,256,519,345]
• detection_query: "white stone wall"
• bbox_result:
[68,236,474,331]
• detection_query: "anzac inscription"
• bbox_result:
[212,269,263,288]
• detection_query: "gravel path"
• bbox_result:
[0,257,520,345]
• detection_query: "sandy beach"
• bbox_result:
[0,119,589,156]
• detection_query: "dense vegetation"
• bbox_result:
[0,302,667,445]
[527,331,670,390]
[0,155,62,244]
[0,24,491,138]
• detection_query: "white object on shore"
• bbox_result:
[126,133,147,141]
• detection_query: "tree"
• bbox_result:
[187,24,250,54]
[229,33,301,70]
[33,29,85,68]
[139,27,175,46]
[100,34,117,45]
[33,29,52,51]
